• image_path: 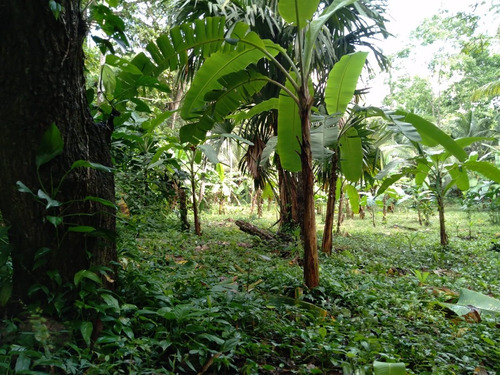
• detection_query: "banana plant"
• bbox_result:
[142,0,373,288]
[377,111,500,246]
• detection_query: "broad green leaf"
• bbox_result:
[310,125,335,162]
[74,270,102,286]
[198,144,219,165]
[387,119,422,143]
[335,176,342,200]
[464,160,500,184]
[396,111,467,161]
[216,163,225,182]
[304,0,358,71]
[345,184,359,214]
[84,196,117,209]
[339,127,362,182]
[311,122,340,149]
[375,159,403,180]
[71,160,113,173]
[36,123,64,168]
[105,55,143,75]
[277,72,302,172]
[262,182,274,200]
[181,35,278,120]
[208,70,269,121]
[198,333,225,345]
[376,173,405,196]
[441,288,500,319]
[325,52,368,116]
[229,98,279,123]
[415,162,431,185]
[46,215,63,227]
[101,65,116,97]
[447,164,469,191]
[101,294,120,311]
[130,52,155,75]
[278,0,320,28]
[180,70,270,144]
[373,361,407,375]
[80,321,93,347]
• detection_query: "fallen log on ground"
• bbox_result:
[235,220,275,241]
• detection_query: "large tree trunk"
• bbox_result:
[298,102,319,289]
[0,0,116,306]
[321,153,339,255]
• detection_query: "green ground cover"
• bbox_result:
[1,203,499,374]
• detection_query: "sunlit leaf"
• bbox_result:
[277,72,301,172]
[339,127,362,182]
[373,361,407,375]
[325,52,368,116]
[278,0,320,28]
[36,123,64,168]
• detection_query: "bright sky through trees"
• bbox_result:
[365,0,498,105]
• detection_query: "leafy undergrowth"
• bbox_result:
[1,205,499,374]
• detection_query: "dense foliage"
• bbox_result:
[0,0,499,374]
[1,205,499,374]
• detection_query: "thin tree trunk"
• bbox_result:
[256,188,263,218]
[250,188,256,214]
[189,158,201,236]
[177,185,190,231]
[321,153,339,255]
[336,191,345,234]
[437,195,448,246]
[0,0,116,306]
[276,154,299,231]
[168,81,184,129]
[382,194,388,222]
[298,104,319,289]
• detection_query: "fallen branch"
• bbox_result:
[235,220,275,241]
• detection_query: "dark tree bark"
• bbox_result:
[177,185,190,231]
[0,0,116,305]
[235,220,275,241]
[189,163,201,236]
[298,98,319,289]
[276,155,299,232]
[321,153,339,255]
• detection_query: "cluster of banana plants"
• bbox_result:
[376,112,500,246]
